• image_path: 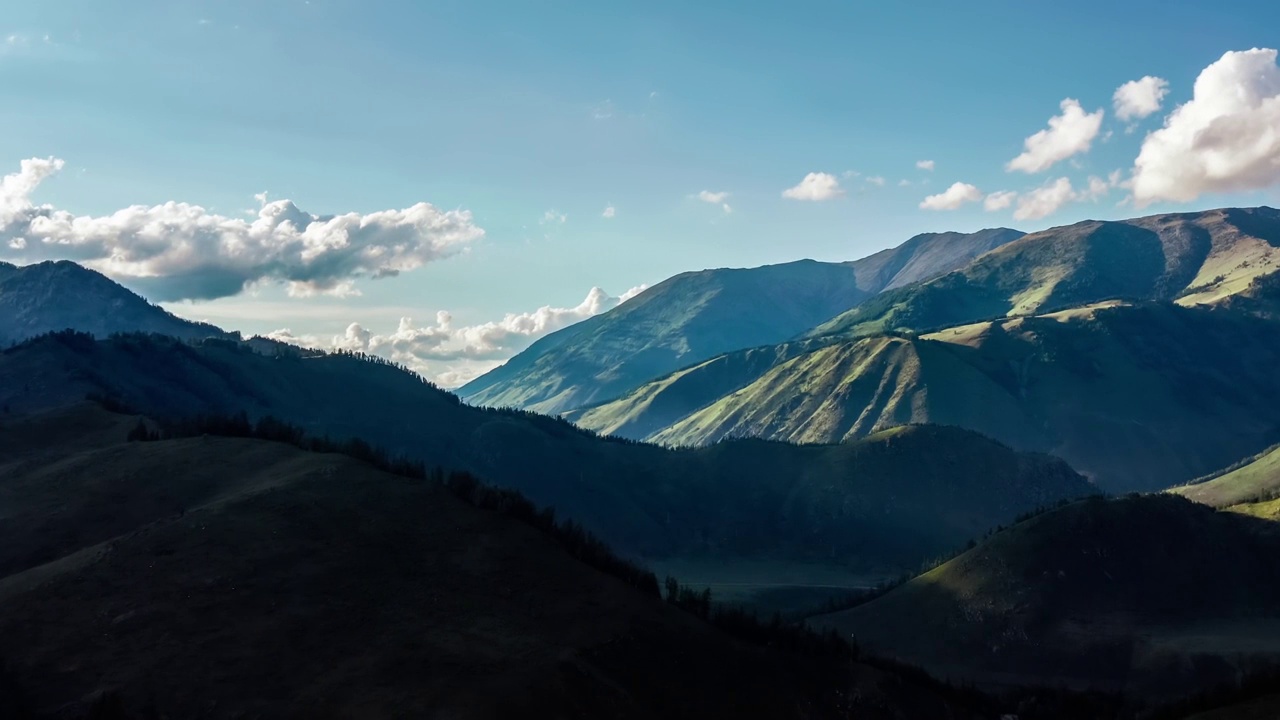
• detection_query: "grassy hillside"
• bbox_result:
[808,207,1280,341]
[0,332,1092,571]
[0,405,994,719]
[563,339,827,439]
[603,300,1280,492]
[461,229,1023,414]
[0,261,227,346]
[812,494,1280,701]
[1173,444,1280,509]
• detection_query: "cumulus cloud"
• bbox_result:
[541,209,567,224]
[983,190,1017,211]
[1013,178,1076,220]
[1007,99,1105,173]
[994,172,1120,219]
[1131,48,1280,206]
[695,190,732,213]
[919,182,984,211]
[1113,75,1170,122]
[865,176,886,187]
[1079,174,1112,202]
[916,160,935,171]
[0,157,482,301]
[268,284,649,387]
[782,172,844,201]
[602,204,616,219]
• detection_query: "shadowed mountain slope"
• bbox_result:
[460,229,1023,414]
[0,260,227,346]
[814,494,1280,701]
[0,332,1091,570]
[0,404,991,720]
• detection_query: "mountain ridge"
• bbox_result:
[460,228,1024,414]
[814,494,1280,699]
[0,330,1093,570]
[0,260,229,346]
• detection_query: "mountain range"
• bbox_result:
[0,330,1089,570]
[561,208,1280,491]
[459,228,1024,414]
[6,208,1280,716]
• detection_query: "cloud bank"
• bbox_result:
[1131,48,1280,206]
[0,157,483,301]
[268,285,648,387]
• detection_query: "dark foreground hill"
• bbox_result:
[0,404,992,720]
[0,331,1092,571]
[460,229,1023,414]
[0,261,227,346]
[813,494,1280,700]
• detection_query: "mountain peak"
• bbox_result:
[0,260,229,345]
[461,227,1024,414]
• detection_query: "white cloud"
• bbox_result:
[1113,75,1170,122]
[865,176,886,187]
[1131,48,1280,206]
[1013,177,1075,220]
[268,284,649,387]
[1006,98,1105,173]
[898,179,913,187]
[782,172,845,201]
[983,190,1017,211]
[1079,175,1112,202]
[916,160,935,171]
[695,190,732,213]
[919,182,984,211]
[541,209,567,224]
[0,157,482,301]
[991,172,1120,219]
[841,170,860,179]
[602,204,616,219]
[591,100,614,120]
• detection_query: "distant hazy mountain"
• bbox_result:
[815,494,1280,699]
[0,405,986,719]
[460,228,1024,414]
[0,260,227,345]
[0,331,1089,569]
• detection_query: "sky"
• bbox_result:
[2,0,1279,384]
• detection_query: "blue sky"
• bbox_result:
[2,0,1279,383]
